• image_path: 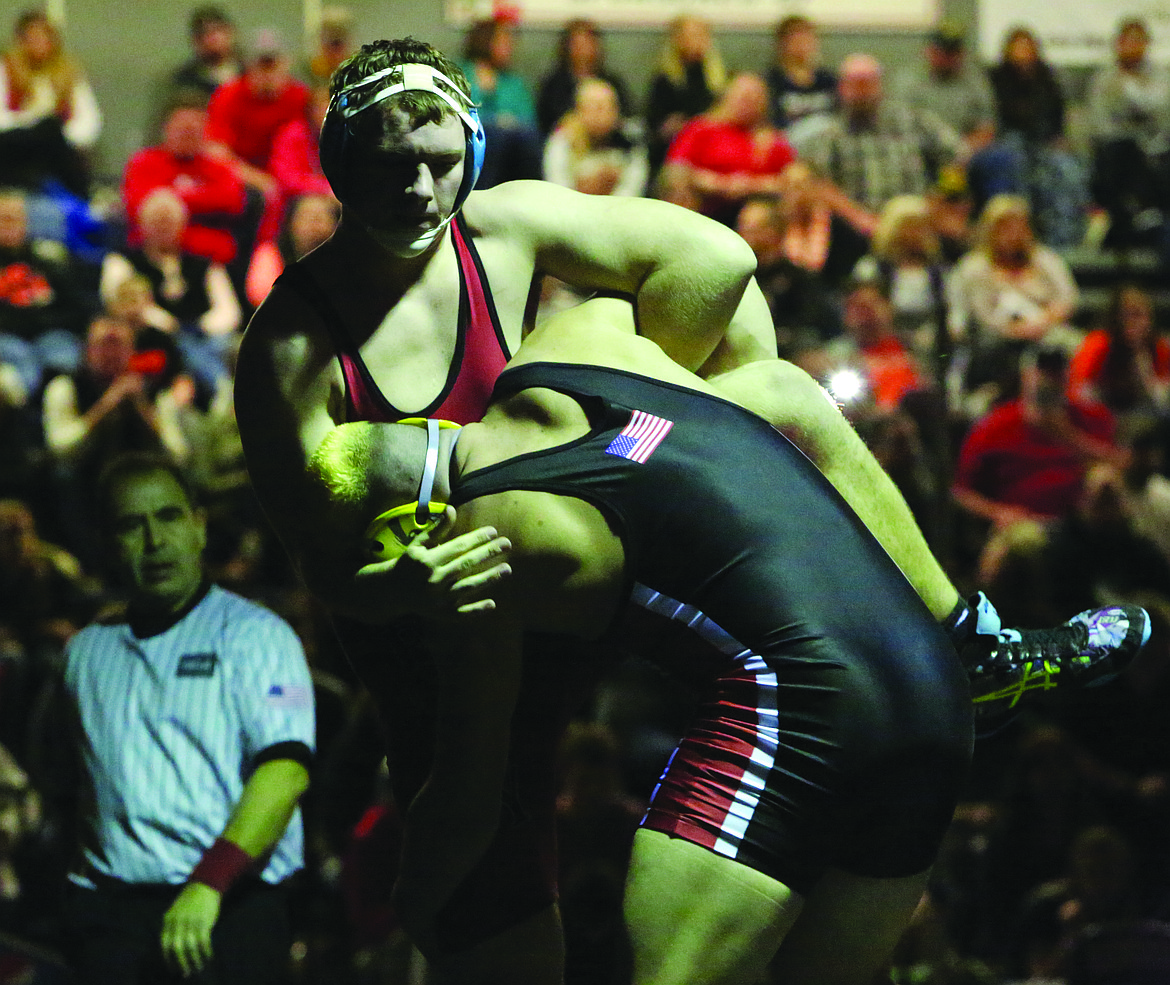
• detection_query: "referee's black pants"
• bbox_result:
[62,875,291,985]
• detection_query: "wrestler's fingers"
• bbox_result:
[449,561,512,596]
[430,537,512,583]
[455,597,498,614]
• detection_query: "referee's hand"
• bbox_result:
[161,882,222,977]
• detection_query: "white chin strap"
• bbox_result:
[367,213,455,258]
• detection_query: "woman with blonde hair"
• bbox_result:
[663,71,795,225]
[542,77,648,197]
[947,194,1079,409]
[861,195,948,354]
[0,9,100,195]
[645,15,726,180]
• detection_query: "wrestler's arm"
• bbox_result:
[234,290,510,623]
[391,491,620,945]
[473,180,777,375]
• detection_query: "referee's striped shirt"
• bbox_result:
[65,584,315,887]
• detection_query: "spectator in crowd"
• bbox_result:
[764,15,838,142]
[952,345,1120,531]
[855,195,950,371]
[927,165,976,263]
[0,9,100,198]
[302,6,355,88]
[536,18,631,137]
[1088,17,1170,251]
[42,314,190,567]
[0,742,61,950]
[459,18,541,187]
[892,22,1024,208]
[102,188,241,397]
[59,452,314,984]
[735,193,841,354]
[1069,283,1169,418]
[542,77,647,198]
[1120,419,1170,567]
[797,53,963,229]
[948,195,1079,411]
[205,28,311,201]
[169,6,241,103]
[663,72,796,226]
[1015,825,1141,967]
[985,26,1088,246]
[267,85,334,238]
[1044,462,1170,615]
[734,168,867,352]
[645,15,726,183]
[813,273,927,414]
[0,496,91,668]
[0,354,43,507]
[989,27,1068,151]
[0,187,87,399]
[987,725,1124,921]
[123,90,249,266]
[246,192,339,308]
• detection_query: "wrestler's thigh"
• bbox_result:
[625,829,804,985]
[424,904,564,985]
[766,867,930,985]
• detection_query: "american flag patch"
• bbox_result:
[265,684,312,709]
[605,409,674,463]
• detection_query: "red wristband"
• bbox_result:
[188,838,253,894]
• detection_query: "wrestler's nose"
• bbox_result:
[407,164,435,200]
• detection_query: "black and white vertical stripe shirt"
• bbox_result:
[65,584,315,886]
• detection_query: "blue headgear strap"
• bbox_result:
[321,62,486,213]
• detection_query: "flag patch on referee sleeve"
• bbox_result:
[605,410,673,463]
[265,684,312,708]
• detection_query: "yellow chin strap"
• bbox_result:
[364,418,461,561]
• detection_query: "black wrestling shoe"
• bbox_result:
[965,605,1151,716]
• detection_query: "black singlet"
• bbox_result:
[454,362,974,891]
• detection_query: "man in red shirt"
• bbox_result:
[205,29,311,199]
[953,346,1124,527]
[123,93,247,264]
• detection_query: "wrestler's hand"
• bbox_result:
[161,882,221,977]
[355,507,512,620]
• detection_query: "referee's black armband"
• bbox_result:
[253,741,314,771]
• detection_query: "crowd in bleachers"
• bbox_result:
[1,4,1170,983]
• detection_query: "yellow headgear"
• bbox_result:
[364,417,461,561]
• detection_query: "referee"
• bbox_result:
[60,452,315,984]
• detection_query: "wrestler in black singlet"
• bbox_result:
[454,362,974,893]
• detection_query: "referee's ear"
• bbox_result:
[193,504,208,556]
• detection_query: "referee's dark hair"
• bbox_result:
[96,452,200,528]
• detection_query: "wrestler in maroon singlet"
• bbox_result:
[275,215,572,952]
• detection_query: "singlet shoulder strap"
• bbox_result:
[450,214,511,361]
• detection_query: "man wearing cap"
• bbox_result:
[893,23,998,163]
[205,28,310,198]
